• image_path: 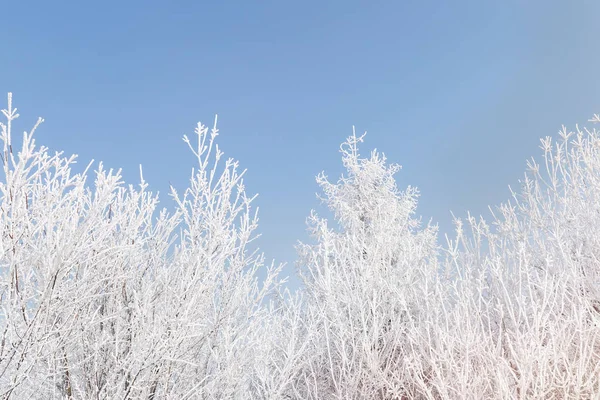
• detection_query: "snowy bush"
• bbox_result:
[274,124,600,398]
[0,94,280,398]
[291,131,440,399]
[434,123,600,398]
[1,93,600,399]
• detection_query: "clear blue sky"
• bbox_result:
[2,2,600,284]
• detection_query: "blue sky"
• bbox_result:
[2,2,600,283]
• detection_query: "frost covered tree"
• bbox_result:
[0,94,280,399]
[425,121,600,398]
[282,118,600,399]
[294,132,439,399]
[0,93,171,397]
[3,91,600,399]
[147,118,282,399]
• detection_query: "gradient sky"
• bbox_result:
[2,1,600,285]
